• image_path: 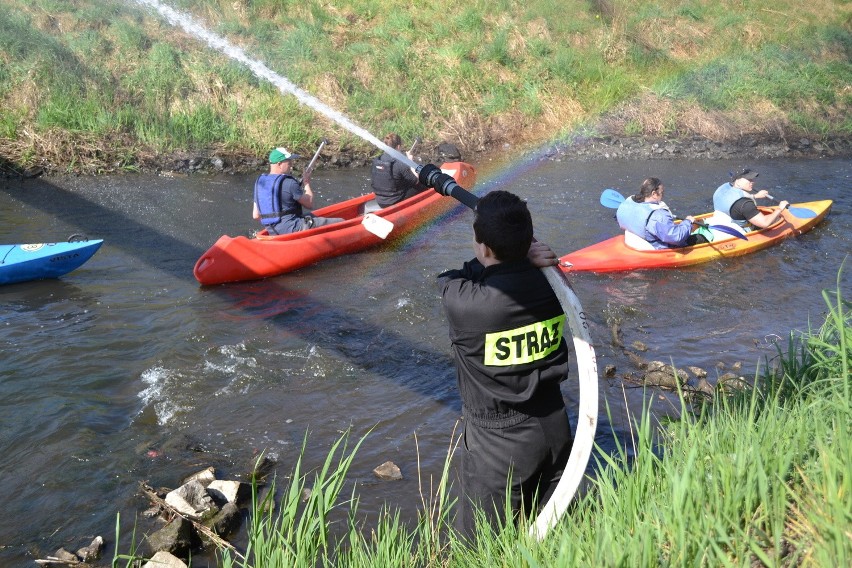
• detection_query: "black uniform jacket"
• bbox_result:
[438,257,570,428]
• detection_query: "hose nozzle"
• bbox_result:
[417,163,480,210]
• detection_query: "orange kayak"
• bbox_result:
[559,200,832,273]
[194,162,476,285]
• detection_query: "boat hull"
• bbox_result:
[194,162,476,285]
[559,200,832,273]
[0,239,104,285]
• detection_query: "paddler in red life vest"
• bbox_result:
[709,168,789,232]
[616,177,709,250]
[252,147,344,235]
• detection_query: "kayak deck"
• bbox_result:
[0,239,104,285]
[559,200,832,273]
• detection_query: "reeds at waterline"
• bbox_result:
[115,269,850,566]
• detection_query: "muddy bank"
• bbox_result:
[550,134,852,163]
[2,134,850,179]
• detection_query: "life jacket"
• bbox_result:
[616,196,667,247]
[712,183,753,226]
[371,155,408,203]
[253,173,301,226]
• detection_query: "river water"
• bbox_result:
[1,156,849,564]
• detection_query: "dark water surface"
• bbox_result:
[1,157,849,564]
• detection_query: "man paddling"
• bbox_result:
[710,168,789,232]
[252,147,343,234]
[437,190,574,537]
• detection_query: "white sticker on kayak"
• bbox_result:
[362,214,394,239]
[21,244,45,252]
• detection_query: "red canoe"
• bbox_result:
[194,162,477,285]
[559,200,832,273]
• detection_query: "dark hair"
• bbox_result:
[383,133,402,149]
[633,177,661,201]
[473,190,533,262]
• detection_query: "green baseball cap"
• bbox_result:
[269,147,301,164]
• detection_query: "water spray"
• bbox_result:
[133,0,597,541]
[133,0,414,169]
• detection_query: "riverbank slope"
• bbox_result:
[1,0,850,176]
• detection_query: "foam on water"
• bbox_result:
[138,342,263,423]
[138,365,190,426]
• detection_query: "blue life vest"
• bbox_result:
[713,183,752,226]
[616,196,664,242]
[254,173,301,226]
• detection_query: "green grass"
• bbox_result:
[113,268,850,566]
[0,0,850,172]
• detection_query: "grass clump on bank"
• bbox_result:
[0,0,850,174]
[118,272,848,566]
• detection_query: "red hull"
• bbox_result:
[559,200,832,273]
[194,162,476,285]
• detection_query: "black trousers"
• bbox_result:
[457,408,573,538]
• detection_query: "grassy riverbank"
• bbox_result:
[1,0,850,174]
[115,275,851,566]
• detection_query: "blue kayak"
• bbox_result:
[0,238,103,285]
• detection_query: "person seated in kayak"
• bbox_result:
[615,177,708,250]
[371,133,427,208]
[709,168,788,233]
[252,147,344,235]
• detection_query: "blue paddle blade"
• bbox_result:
[766,194,818,219]
[785,206,817,219]
[600,189,625,209]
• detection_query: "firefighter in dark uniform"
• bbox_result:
[370,133,427,208]
[437,190,574,537]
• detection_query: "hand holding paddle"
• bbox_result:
[764,193,817,219]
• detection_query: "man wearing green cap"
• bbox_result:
[252,147,343,234]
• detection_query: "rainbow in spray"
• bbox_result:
[136,3,597,536]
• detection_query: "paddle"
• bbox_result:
[302,138,327,179]
[408,136,422,154]
[417,163,598,541]
[765,193,817,219]
[361,213,394,239]
[294,138,395,239]
[599,188,627,209]
[599,189,748,241]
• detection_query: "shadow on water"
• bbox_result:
[1,173,629,429]
[1,174,625,561]
[0,176,465,404]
